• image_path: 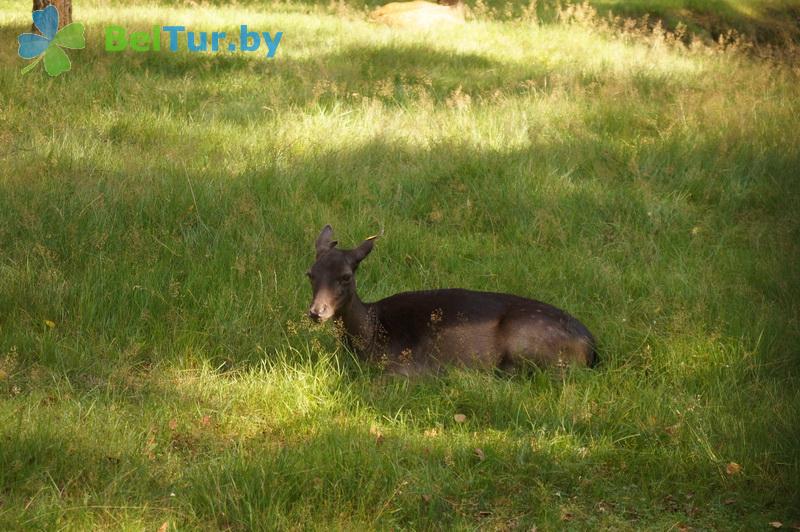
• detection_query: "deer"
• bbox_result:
[306,225,597,375]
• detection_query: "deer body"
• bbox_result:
[307,226,596,375]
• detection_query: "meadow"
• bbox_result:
[0,0,799,529]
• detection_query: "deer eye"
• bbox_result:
[339,274,352,283]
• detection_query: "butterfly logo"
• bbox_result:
[17,5,85,76]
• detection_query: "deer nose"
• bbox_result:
[308,305,327,322]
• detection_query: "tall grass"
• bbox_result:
[0,0,798,528]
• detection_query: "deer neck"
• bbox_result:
[339,291,377,355]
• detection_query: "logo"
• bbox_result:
[105,25,282,58]
[17,5,85,76]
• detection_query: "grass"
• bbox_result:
[576,0,800,44]
[317,0,800,44]
[1,0,799,529]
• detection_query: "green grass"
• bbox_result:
[1,0,799,529]
[307,0,800,44]
[578,0,800,44]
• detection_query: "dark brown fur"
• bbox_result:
[307,225,596,375]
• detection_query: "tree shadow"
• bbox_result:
[2,122,798,371]
[0,404,175,528]
[174,419,583,528]
[1,351,796,528]
[586,0,800,44]
[0,18,706,118]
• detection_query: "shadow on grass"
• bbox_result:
[1,125,798,369]
[0,397,571,528]
[0,411,171,528]
[128,42,499,79]
[175,409,775,528]
[1,353,796,528]
[588,0,800,45]
[0,20,700,116]
[178,422,560,528]
[92,0,800,44]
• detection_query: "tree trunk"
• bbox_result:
[32,0,72,31]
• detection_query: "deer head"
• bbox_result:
[306,225,375,322]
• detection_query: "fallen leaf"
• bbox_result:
[44,320,55,329]
[453,413,467,423]
[199,415,211,427]
[725,462,742,475]
[423,428,439,438]
[474,447,485,461]
[723,498,736,505]
[422,494,432,503]
[770,522,783,529]
[168,418,178,431]
[561,511,573,521]
[158,522,168,532]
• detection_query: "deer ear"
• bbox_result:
[315,225,338,258]
[349,238,375,265]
